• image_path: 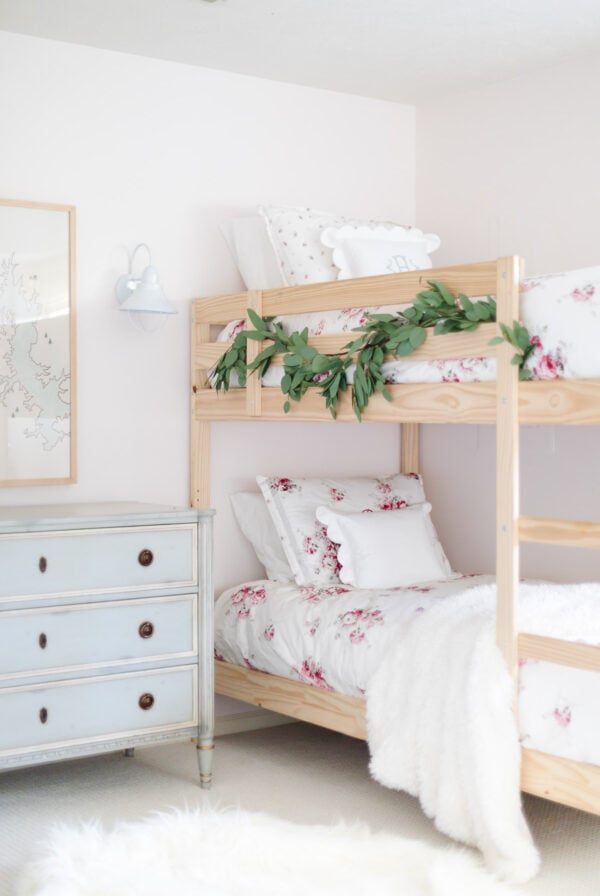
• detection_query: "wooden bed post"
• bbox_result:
[190,309,211,509]
[495,256,523,685]
[400,423,420,474]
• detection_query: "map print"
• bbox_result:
[0,252,71,481]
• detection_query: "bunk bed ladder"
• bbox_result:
[496,256,600,811]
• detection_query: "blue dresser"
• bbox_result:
[0,502,215,787]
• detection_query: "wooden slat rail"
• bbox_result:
[194,323,498,369]
[193,260,499,323]
[519,516,600,549]
[518,633,600,672]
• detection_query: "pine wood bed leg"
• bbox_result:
[401,423,420,474]
[496,256,523,691]
[245,290,264,418]
[191,316,211,509]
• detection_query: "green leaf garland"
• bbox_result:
[212,281,533,419]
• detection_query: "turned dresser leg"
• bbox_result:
[197,740,214,789]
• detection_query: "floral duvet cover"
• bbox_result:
[217,265,600,384]
[215,574,600,765]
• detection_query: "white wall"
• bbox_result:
[417,54,600,581]
[0,31,416,600]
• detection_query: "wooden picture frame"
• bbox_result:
[0,198,76,486]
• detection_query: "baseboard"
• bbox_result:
[215,709,296,737]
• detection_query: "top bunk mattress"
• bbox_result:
[216,265,600,384]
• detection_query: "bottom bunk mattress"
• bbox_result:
[214,573,600,766]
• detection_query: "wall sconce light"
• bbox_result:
[115,243,177,332]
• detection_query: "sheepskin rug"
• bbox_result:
[18,807,523,896]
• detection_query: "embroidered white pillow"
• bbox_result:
[321,224,441,280]
[230,493,293,582]
[315,503,452,589]
[256,474,430,586]
[258,205,418,287]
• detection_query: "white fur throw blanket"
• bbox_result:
[367,582,600,884]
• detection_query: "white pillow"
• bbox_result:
[220,215,286,290]
[316,503,452,589]
[321,224,440,280]
[256,473,437,586]
[230,492,293,582]
[258,205,423,287]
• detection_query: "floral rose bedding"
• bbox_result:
[217,265,600,383]
[215,574,600,765]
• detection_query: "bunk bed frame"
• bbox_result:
[191,256,600,815]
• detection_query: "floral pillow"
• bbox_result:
[256,473,450,587]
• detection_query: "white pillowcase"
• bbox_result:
[230,492,293,582]
[321,224,440,280]
[220,215,287,290]
[316,503,452,589]
[256,473,434,587]
[258,205,432,287]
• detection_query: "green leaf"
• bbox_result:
[246,307,268,333]
[283,401,291,413]
[488,336,504,346]
[408,327,427,349]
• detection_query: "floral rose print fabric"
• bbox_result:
[214,574,600,765]
[256,473,448,587]
[217,264,600,385]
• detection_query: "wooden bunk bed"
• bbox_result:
[191,256,600,815]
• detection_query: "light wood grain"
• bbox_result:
[495,256,522,682]
[215,660,366,740]
[260,261,498,316]
[401,424,420,473]
[519,516,600,548]
[518,634,600,672]
[245,291,263,418]
[192,292,251,324]
[521,749,600,813]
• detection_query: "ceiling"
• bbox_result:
[1,0,600,103]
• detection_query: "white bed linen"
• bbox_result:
[216,264,600,384]
[214,574,600,766]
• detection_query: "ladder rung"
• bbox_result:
[519,516,600,549]
[518,633,600,672]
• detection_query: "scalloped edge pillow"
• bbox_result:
[258,205,438,287]
[256,473,444,587]
[321,224,441,280]
[315,503,453,589]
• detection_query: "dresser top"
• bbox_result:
[0,502,214,532]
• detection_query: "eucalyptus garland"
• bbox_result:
[212,281,533,421]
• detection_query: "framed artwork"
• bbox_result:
[0,198,76,486]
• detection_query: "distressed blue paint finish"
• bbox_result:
[0,503,214,786]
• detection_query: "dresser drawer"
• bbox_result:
[0,596,196,679]
[0,666,196,755]
[0,525,197,600]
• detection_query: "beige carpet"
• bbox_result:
[2,722,599,895]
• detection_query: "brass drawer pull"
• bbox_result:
[39,557,47,573]
[39,707,48,724]
[39,633,47,649]
[138,693,154,711]
[138,621,154,639]
[138,549,154,567]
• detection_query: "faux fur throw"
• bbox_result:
[367,582,600,884]
[18,807,523,896]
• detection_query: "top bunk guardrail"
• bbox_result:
[191,257,600,425]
